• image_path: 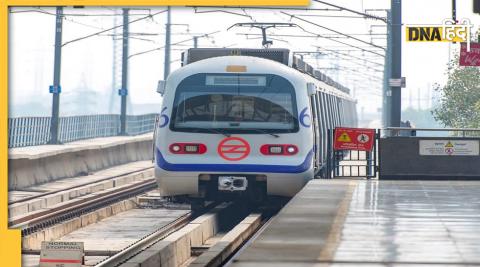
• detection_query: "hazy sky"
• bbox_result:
[8,0,480,119]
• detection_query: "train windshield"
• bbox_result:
[170,73,298,134]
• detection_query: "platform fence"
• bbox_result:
[8,113,158,148]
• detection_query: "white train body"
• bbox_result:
[155,49,356,202]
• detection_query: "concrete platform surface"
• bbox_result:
[9,160,153,202]
[230,179,480,266]
[9,133,153,160]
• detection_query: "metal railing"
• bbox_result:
[385,127,480,137]
[8,113,158,148]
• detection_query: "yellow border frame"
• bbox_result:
[1,0,308,266]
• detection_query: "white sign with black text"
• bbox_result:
[40,241,84,267]
[419,140,479,156]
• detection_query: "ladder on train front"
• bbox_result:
[325,128,379,179]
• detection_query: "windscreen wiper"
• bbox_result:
[244,128,279,138]
[193,128,231,137]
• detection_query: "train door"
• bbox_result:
[310,95,320,171]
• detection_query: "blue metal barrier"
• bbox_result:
[8,113,158,148]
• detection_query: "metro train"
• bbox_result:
[154,48,357,209]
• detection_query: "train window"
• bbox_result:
[170,73,299,134]
[334,96,340,127]
[334,96,342,126]
[330,96,336,128]
[339,99,344,126]
[323,94,332,129]
[333,96,342,126]
[319,93,328,162]
[332,96,337,128]
[325,94,333,129]
[314,93,325,164]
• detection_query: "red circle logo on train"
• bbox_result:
[217,137,250,161]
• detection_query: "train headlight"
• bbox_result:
[184,145,198,153]
[170,144,181,153]
[269,146,283,154]
[169,143,207,154]
[286,146,297,154]
[260,144,298,156]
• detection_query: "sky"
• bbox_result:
[7,0,480,123]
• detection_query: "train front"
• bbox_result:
[154,56,314,204]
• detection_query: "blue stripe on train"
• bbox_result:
[156,149,313,173]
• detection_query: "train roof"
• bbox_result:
[181,48,351,95]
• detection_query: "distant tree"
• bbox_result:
[432,59,480,128]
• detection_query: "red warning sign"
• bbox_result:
[333,127,375,151]
[218,137,250,161]
[459,42,480,66]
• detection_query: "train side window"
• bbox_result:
[339,99,344,126]
[310,94,320,169]
[315,93,325,165]
[324,93,331,131]
[335,97,341,126]
[335,97,340,127]
[346,101,351,126]
[332,96,338,127]
[328,95,335,129]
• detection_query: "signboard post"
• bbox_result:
[333,127,376,151]
[459,42,480,66]
[40,241,84,267]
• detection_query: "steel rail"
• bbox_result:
[95,201,222,267]
[95,212,192,267]
[8,167,153,205]
[13,179,157,235]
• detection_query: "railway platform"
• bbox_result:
[230,179,480,266]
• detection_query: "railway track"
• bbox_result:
[95,211,195,267]
[12,177,157,236]
[92,201,282,267]
[8,167,154,206]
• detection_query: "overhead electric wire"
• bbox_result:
[318,65,383,80]
[9,8,153,17]
[236,33,385,38]
[189,6,342,11]
[296,28,385,57]
[62,9,167,46]
[310,53,383,73]
[128,30,221,59]
[282,12,386,51]
[292,14,369,19]
[312,0,387,23]
[303,51,384,74]
[314,45,384,67]
[193,9,253,19]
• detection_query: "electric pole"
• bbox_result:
[119,8,129,135]
[193,36,198,48]
[452,0,457,21]
[49,6,63,144]
[383,10,392,128]
[389,0,402,127]
[164,7,171,80]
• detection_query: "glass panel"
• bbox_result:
[171,73,298,134]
